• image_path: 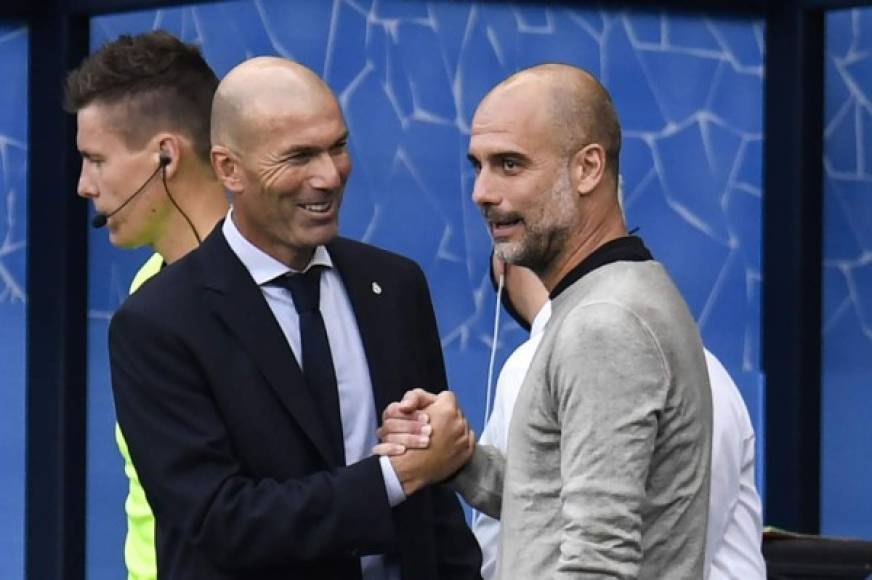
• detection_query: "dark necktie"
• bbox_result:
[273,267,345,464]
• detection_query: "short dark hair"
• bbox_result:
[65,30,218,163]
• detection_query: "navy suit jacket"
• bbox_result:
[109,224,482,580]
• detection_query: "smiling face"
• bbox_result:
[76,102,169,247]
[226,89,351,270]
[468,80,580,274]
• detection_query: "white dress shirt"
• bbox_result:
[222,211,402,580]
[705,350,767,579]
[472,302,765,580]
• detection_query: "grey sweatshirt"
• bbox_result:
[453,260,712,579]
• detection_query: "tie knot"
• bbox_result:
[273,267,323,313]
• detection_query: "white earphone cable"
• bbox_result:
[472,271,504,528]
[483,272,504,435]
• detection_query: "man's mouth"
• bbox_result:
[490,216,522,237]
[299,201,332,214]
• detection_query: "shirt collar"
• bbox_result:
[222,207,333,286]
[549,235,653,300]
[530,301,552,338]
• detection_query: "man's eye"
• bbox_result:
[287,153,312,164]
[502,159,519,171]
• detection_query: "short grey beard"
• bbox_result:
[494,170,575,274]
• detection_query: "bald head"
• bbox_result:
[211,57,338,152]
[482,63,621,184]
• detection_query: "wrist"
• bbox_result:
[389,454,428,496]
[402,476,427,496]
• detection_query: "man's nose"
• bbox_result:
[77,160,96,199]
[308,153,342,191]
[471,169,499,208]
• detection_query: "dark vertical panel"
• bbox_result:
[25,5,89,580]
[763,3,824,533]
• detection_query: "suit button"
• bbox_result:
[349,548,360,557]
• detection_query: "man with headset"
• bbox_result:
[66,30,228,579]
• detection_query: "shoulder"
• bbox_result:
[555,299,663,350]
[328,237,426,287]
[330,237,420,269]
[117,248,202,323]
[546,300,671,393]
[551,300,668,362]
[554,260,701,366]
[571,260,689,319]
[705,349,755,437]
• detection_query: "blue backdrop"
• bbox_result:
[4,4,869,580]
[85,3,765,578]
[0,23,28,580]
[822,7,872,540]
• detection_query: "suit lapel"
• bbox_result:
[196,226,338,466]
[328,239,395,420]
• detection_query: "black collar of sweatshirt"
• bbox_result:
[549,235,653,300]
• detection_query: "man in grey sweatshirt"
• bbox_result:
[378,63,712,579]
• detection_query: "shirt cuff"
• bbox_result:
[379,455,407,507]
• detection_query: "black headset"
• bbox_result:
[91,151,201,244]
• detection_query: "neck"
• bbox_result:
[153,169,228,264]
[518,295,548,327]
[540,204,627,292]
[230,211,316,271]
[505,270,550,325]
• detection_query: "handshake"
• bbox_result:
[374,389,476,496]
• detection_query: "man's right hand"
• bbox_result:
[374,390,475,496]
[375,388,441,454]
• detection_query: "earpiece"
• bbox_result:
[157,151,202,245]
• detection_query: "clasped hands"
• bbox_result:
[374,389,475,496]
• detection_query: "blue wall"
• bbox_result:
[85,2,764,578]
[822,8,872,539]
[0,23,28,580]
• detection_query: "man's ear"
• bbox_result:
[154,133,182,179]
[211,145,245,193]
[570,143,607,196]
